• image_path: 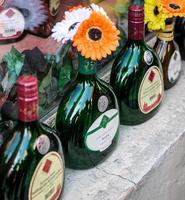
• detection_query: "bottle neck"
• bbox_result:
[18,97,38,123]
[128,20,144,41]
[77,54,97,76]
[156,23,174,42]
[127,39,145,46]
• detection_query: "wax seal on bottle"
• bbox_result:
[17,76,38,122]
[128,5,144,40]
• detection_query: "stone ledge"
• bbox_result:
[62,62,185,200]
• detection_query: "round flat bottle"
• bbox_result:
[154,19,182,90]
[110,5,164,125]
[0,76,65,200]
[56,55,119,169]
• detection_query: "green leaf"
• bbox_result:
[56,43,71,65]
[3,47,25,75]
[1,47,25,95]
[58,60,73,91]
[39,67,52,93]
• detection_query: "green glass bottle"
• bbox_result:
[154,18,182,90]
[56,54,119,169]
[110,5,164,125]
[0,76,64,200]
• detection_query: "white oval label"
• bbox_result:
[28,151,64,200]
[85,109,119,152]
[138,66,164,114]
[0,8,25,41]
[168,50,181,83]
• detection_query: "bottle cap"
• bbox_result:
[17,75,38,99]
[17,75,38,122]
[128,5,144,23]
[128,5,144,40]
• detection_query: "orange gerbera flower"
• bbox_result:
[159,0,185,17]
[73,11,120,61]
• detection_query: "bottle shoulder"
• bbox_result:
[56,77,118,125]
[110,40,163,92]
[154,39,176,52]
[112,40,161,72]
[60,77,116,104]
[154,39,180,64]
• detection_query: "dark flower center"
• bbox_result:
[169,3,180,10]
[154,6,159,15]
[88,28,102,41]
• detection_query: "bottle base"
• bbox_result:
[164,77,180,90]
[65,137,118,170]
[120,109,159,126]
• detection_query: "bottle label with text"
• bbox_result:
[28,151,64,200]
[0,8,25,41]
[138,66,164,114]
[168,50,181,83]
[85,109,119,152]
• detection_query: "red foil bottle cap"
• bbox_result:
[17,76,38,98]
[128,5,144,40]
[128,5,144,23]
[17,75,38,122]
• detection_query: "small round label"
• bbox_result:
[98,96,109,113]
[168,50,181,83]
[36,135,50,155]
[138,66,164,114]
[29,151,64,200]
[144,51,154,65]
[85,109,119,152]
[0,8,25,41]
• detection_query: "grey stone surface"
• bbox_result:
[62,63,185,200]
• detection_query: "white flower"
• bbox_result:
[90,3,108,18]
[52,7,91,43]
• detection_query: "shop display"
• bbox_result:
[144,0,185,90]
[110,5,164,125]
[0,0,184,198]
[53,4,120,169]
[0,75,64,200]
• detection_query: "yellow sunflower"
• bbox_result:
[72,11,120,61]
[144,0,168,31]
[159,0,185,17]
